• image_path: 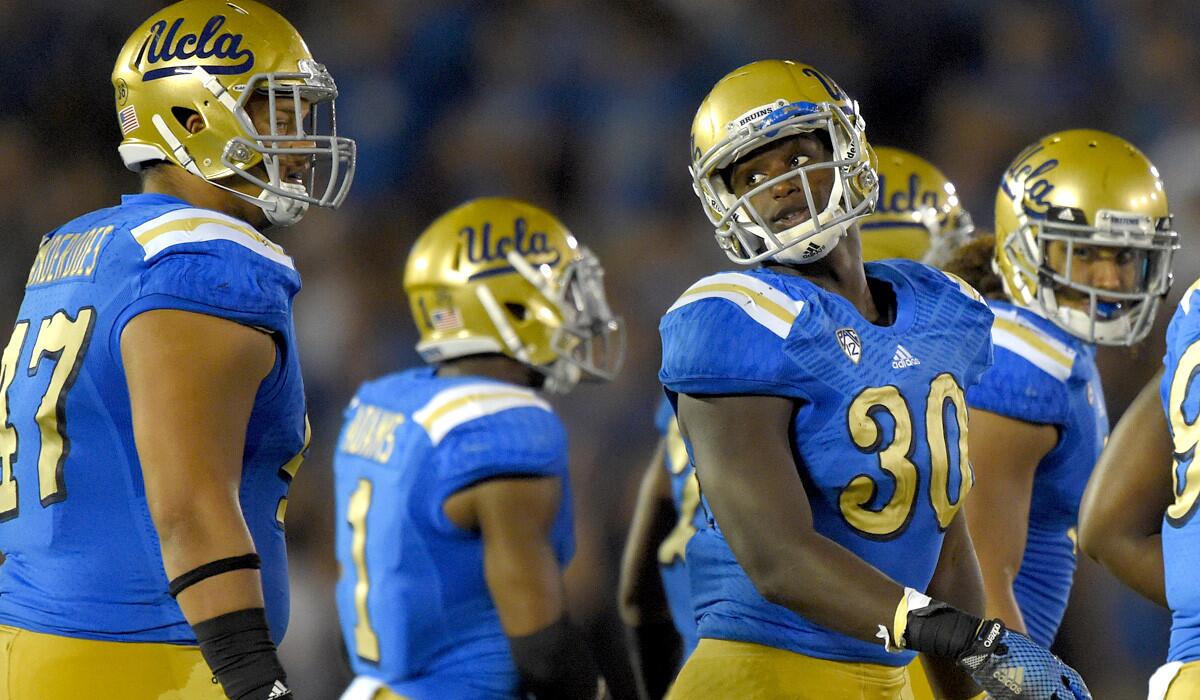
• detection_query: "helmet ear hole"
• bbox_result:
[171,107,202,133]
[504,302,529,321]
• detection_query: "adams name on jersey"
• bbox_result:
[658,259,993,666]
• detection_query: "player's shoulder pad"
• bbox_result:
[413,380,558,447]
[129,206,295,269]
[988,305,1078,383]
[660,271,809,397]
[128,206,299,322]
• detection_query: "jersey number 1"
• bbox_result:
[0,309,96,521]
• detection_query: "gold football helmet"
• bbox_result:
[861,146,974,267]
[112,0,355,226]
[404,198,624,394]
[995,129,1178,345]
[690,59,878,265]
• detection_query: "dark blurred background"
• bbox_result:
[2,1,1199,698]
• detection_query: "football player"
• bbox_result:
[0,2,355,699]
[618,398,697,699]
[1078,290,1198,698]
[333,198,622,700]
[860,146,975,268]
[969,130,1176,644]
[659,59,1088,700]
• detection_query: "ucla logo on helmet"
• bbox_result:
[459,217,562,279]
[135,15,255,81]
[876,173,942,217]
[1004,143,1060,216]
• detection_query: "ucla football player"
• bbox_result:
[966,130,1177,648]
[618,399,697,699]
[860,146,975,267]
[333,198,621,700]
[660,59,1089,700]
[0,2,354,698]
[1078,277,1200,699]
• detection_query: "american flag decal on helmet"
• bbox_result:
[119,105,140,135]
[430,307,463,331]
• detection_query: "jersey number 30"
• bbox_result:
[840,373,972,538]
[0,309,96,521]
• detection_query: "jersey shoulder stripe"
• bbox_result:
[413,382,551,446]
[942,271,986,304]
[665,272,802,339]
[1179,276,1200,315]
[129,208,294,270]
[990,308,1076,381]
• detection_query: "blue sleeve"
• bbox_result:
[659,298,809,399]
[967,346,1068,426]
[435,406,569,501]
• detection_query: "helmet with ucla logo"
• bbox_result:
[404,198,625,394]
[995,129,1178,345]
[112,0,355,226]
[690,59,878,265]
[861,146,974,267]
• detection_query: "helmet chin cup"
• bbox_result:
[541,359,582,395]
[258,182,310,227]
[770,221,848,264]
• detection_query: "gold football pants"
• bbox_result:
[1155,659,1200,699]
[665,638,916,700]
[0,624,225,700]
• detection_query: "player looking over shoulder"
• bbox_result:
[658,59,1089,700]
[333,198,622,700]
[965,130,1177,652]
[0,2,355,699]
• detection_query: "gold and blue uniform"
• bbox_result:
[966,300,1107,646]
[654,397,702,659]
[658,260,992,697]
[0,193,307,697]
[1156,279,1200,698]
[334,368,574,700]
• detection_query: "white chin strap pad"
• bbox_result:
[258,182,310,227]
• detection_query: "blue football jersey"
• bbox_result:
[653,397,701,659]
[0,193,307,644]
[1162,278,1200,664]
[333,367,574,699]
[659,260,993,666]
[965,301,1107,647]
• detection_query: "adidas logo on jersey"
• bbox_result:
[267,680,291,699]
[891,345,920,369]
[993,666,1024,694]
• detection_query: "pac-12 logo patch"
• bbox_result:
[836,327,862,364]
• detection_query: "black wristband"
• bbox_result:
[193,607,291,700]
[902,600,982,659]
[509,616,606,699]
[169,553,262,598]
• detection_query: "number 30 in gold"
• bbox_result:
[840,373,971,538]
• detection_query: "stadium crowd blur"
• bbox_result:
[2,1,1199,697]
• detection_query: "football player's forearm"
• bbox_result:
[153,496,265,623]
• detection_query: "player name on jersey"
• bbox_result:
[26,226,115,288]
[340,402,406,464]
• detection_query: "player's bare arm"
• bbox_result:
[676,392,905,640]
[446,476,607,699]
[618,440,683,700]
[123,309,275,621]
[964,410,1058,632]
[923,508,986,700]
[1079,370,1171,607]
